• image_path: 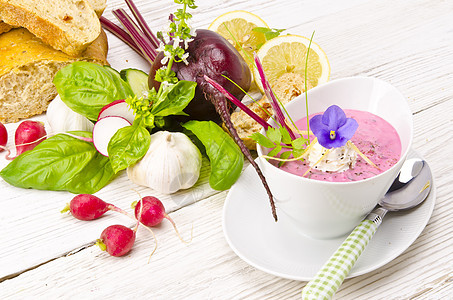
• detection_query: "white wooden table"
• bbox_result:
[1,0,453,299]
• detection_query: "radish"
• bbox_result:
[15,121,47,156]
[97,224,137,257]
[62,194,138,221]
[63,194,111,221]
[92,116,131,156]
[133,196,192,243]
[0,122,7,152]
[62,194,158,259]
[98,100,136,124]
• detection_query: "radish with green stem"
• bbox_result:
[96,224,138,257]
[133,196,192,243]
[62,194,116,221]
[96,197,144,257]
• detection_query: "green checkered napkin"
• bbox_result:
[301,220,378,300]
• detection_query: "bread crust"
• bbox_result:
[0,28,109,123]
[0,20,14,34]
[0,0,101,56]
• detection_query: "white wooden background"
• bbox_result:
[1,0,453,299]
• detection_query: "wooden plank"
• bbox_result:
[0,0,452,298]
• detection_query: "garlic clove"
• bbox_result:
[127,131,202,194]
[47,95,94,133]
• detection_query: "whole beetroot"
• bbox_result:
[149,29,251,122]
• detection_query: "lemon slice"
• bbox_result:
[208,10,268,70]
[254,34,330,92]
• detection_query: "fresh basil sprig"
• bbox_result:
[107,80,196,173]
[53,61,134,121]
[0,132,114,194]
[183,120,244,190]
[107,123,151,173]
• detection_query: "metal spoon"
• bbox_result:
[302,156,432,300]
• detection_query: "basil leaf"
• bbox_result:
[151,80,196,117]
[0,132,114,194]
[250,132,275,148]
[183,121,244,191]
[53,62,134,120]
[107,124,151,173]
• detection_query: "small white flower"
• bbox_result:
[156,42,165,52]
[181,53,190,65]
[172,36,181,49]
[161,28,171,44]
[184,38,193,49]
[160,50,172,65]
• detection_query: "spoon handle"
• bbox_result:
[301,208,387,300]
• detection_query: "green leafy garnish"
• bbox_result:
[253,27,286,48]
[0,132,114,194]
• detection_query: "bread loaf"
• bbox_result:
[0,28,108,123]
[0,0,101,56]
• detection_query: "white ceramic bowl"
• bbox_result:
[256,77,413,239]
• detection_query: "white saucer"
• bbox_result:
[222,163,436,281]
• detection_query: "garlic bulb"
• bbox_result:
[127,131,202,194]
[47,95,94,133]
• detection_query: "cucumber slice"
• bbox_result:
[120,68,149,97]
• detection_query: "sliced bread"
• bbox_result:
[87,0,107,17]
[0,0,101,56]
[0,0,105,34]
[0,28,108,123]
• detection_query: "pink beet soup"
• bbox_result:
[271,109,401,182]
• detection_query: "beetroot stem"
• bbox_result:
[204,75,271,130]
[100,16,145,58]
[254,53,296,140]
[124,0,160,49]
[208,93,278,221]
[113,9,157,63]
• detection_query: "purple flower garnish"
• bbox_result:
[309,105,358,149]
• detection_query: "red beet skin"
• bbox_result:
[70,194,109,221]
[15,120,47,155]
[134,196,166,227]
[100,225,136,257]
[0,122,7,151]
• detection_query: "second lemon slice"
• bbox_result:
[254,34,330,92]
